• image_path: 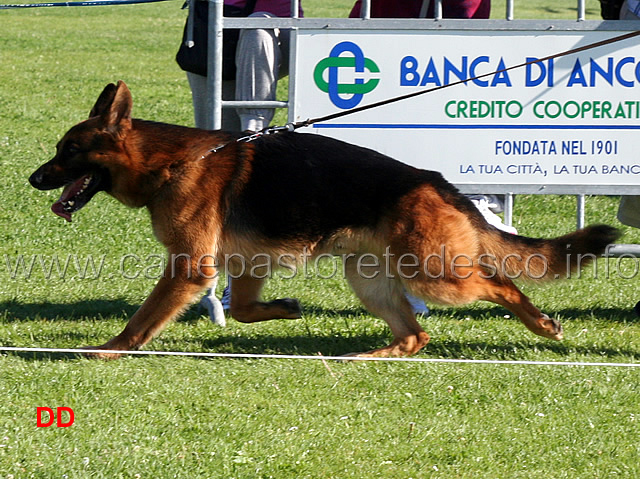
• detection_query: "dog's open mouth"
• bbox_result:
[51,174,101,222]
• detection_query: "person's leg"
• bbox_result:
[234,12,288,131]
[186,72,209,129]
[187,72,241,131]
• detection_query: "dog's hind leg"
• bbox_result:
[228,275,302,323]
[477,277,564,340]
[343,261,430,357]
[410,271,564,341]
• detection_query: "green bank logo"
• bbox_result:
[313,42,380,109]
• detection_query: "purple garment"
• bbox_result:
[225,0,303,17]
[349,0,490,19]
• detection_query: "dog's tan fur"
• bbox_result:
[29,82,621,359]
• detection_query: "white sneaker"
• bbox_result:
[200,289,226,327]
[472,194,505,213]
[405,292,430,316]
[469,196,518,235]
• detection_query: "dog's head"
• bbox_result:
[29,81,133,222]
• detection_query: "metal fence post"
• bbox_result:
[576,195,586,229]
[360,0,370,19]
[504,193,514,227]
[506,0,514,20]
[206,0,224,130]
[578,0,586,21]
[434,0,442,20]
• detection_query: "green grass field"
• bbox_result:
[1,0,639,477]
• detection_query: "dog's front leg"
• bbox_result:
[83,252,214,359]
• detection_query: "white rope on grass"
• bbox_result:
[0,346,638,368]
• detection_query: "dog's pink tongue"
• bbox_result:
[50,175,90,222]
[51,202,72,222]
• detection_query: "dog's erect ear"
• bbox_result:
[91,80,133,137]
[89,83,118,118]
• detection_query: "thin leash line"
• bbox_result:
[0,346,638,367]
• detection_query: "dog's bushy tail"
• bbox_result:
[480,224,621,281]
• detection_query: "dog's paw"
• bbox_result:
[271,298,302,319]
[80,345,124,360]
[342,333,430,358]
[535,314,564,341]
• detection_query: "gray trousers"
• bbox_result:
[187,11,290,132]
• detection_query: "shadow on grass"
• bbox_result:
[0,298,140,321]
[2,297,638,323]
[198,330,639,361]
[425,338,639,362]
[0,298,208,323]
[306,303,640,325]
[2,300,638,361]
[441,305,640,324]
[200,331,390,358]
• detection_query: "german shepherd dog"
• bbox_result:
[29,81,620,359]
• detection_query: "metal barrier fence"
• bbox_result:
[204,0,631,128]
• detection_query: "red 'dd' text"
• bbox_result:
[36,407,74,427]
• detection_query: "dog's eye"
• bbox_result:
[63,143,80,156]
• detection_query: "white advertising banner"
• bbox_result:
[292,29,640,192]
